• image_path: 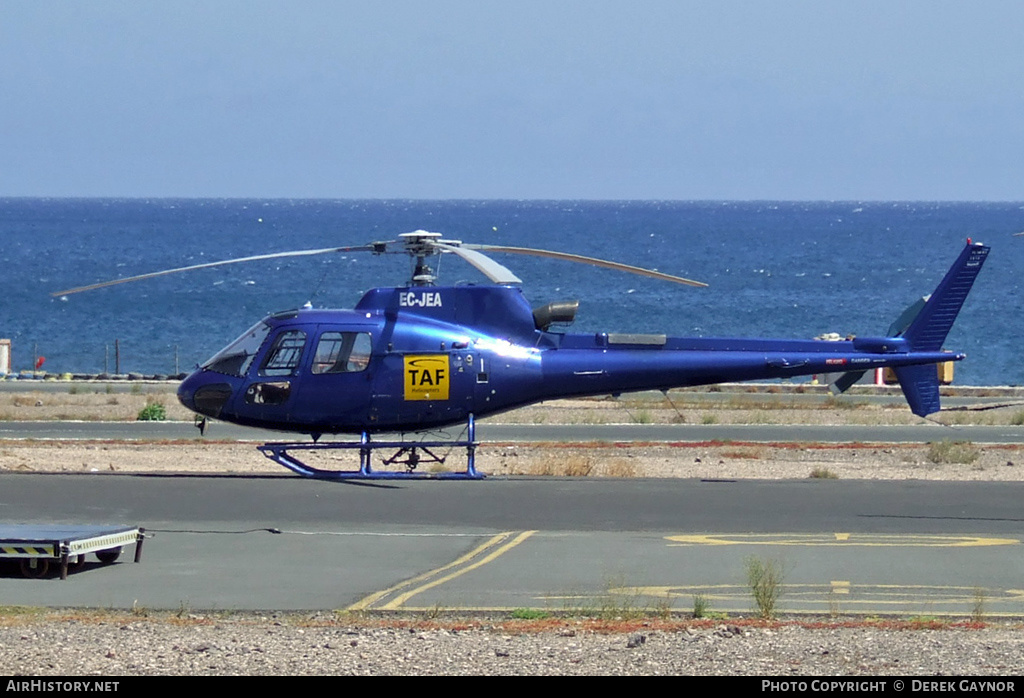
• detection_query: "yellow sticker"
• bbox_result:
[403,355,450,401]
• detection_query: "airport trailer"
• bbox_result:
[0,524,144,579]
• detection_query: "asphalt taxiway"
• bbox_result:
[1,473,1022,618]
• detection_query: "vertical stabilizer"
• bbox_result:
[893,364,942,417]
[894,242,989,416]
[901,243,989,352]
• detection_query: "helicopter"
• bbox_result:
[54,231,990,480]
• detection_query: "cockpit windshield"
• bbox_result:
[202,321,272,377]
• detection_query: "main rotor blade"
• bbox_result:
[434,242,523,284]
[463,244,708,287]
[52,244,379,297]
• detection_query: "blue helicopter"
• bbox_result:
[55,232,989,480]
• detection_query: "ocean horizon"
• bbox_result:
[2,198,1021,386]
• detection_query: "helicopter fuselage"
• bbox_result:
[177,283,961,436]
[55,231,986,478]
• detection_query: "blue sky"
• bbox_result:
[2,1,1022,200]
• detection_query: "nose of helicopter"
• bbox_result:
[177,370,236,419]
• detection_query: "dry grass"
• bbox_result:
[563,455,594,477]
[602,458,637,478]
[926,440,981,465]
[511,454,639,478]
[0,388,193,422]
[722,448,764,460]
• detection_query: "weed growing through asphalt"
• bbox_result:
[560,575,659,621]
[971,588,986,624]
[511,608,550,620]
[653,594,674,620]
[596,575,648,620]
[745,556,784,619]
[692,593,709,619]
[828,591,841,618]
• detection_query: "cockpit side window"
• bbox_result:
[312,332,372,374]
[260,330,307,376]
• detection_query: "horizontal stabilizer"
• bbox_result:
[887,296,928,338]
[829,370,867,395]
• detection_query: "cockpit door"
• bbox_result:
[240,328,307,424]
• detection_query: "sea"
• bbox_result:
[2,199,1022,386]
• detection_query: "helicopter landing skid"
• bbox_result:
[257,416,482,480]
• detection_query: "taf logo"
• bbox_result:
[400,292,443,308]
[403,355,450,401]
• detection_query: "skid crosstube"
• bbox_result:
[258,414,482,480]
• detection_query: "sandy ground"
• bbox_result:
[2,384,1023,480]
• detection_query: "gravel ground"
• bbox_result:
[2,386,1023,676]
[2,439,1023,481]
[2,614,1023,676]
